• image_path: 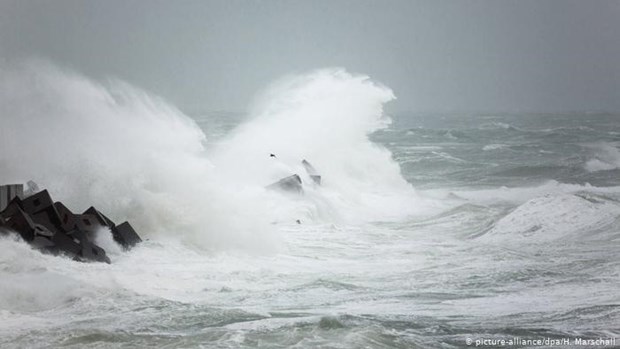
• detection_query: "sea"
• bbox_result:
[0,65,619,348]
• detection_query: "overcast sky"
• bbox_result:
[1,0,619,113]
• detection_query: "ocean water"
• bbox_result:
[0,65,619,348]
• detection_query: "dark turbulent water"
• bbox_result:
[1,66,619,348]
[374,113,620,189]
[370,113,620,347]
[167,112,618,348]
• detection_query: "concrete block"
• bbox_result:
[0,197,23,218]
[75,213,103,234]
[83,206,116,227]
[65,228,110,263]
[310,175,322,185]
[50,230,82,258]
[23,181,40,198]
[0,183,139,263]
[267,174,303,194]
[21,190,54,215]
[301,159,317,175]
[112,221,142,248]
[0,184,24,212]
[68,228,92,245]
[54,202,77,232]
[302,160,322,185]
[33,223,54,238]
[79,240,111,264]
[5,207,37,241]
[31,236,55,249]
[31,206,62,233]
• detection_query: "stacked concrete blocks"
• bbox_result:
[0,183,142,264]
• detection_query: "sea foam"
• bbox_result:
[0,62,420,252]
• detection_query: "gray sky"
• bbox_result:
[1,0,619,113]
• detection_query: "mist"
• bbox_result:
[1,0,619,113]
[2,2,620,347]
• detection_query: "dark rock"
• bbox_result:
[112,221,142,248]
[267,174,303,194]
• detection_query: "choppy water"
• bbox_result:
[1,66,619,348]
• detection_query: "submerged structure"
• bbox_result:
[0,183,141,263]
[302,159,321,185]
[266,159,322,194]
[266,174,303,193]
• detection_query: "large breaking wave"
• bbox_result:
[0,62,420,252]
